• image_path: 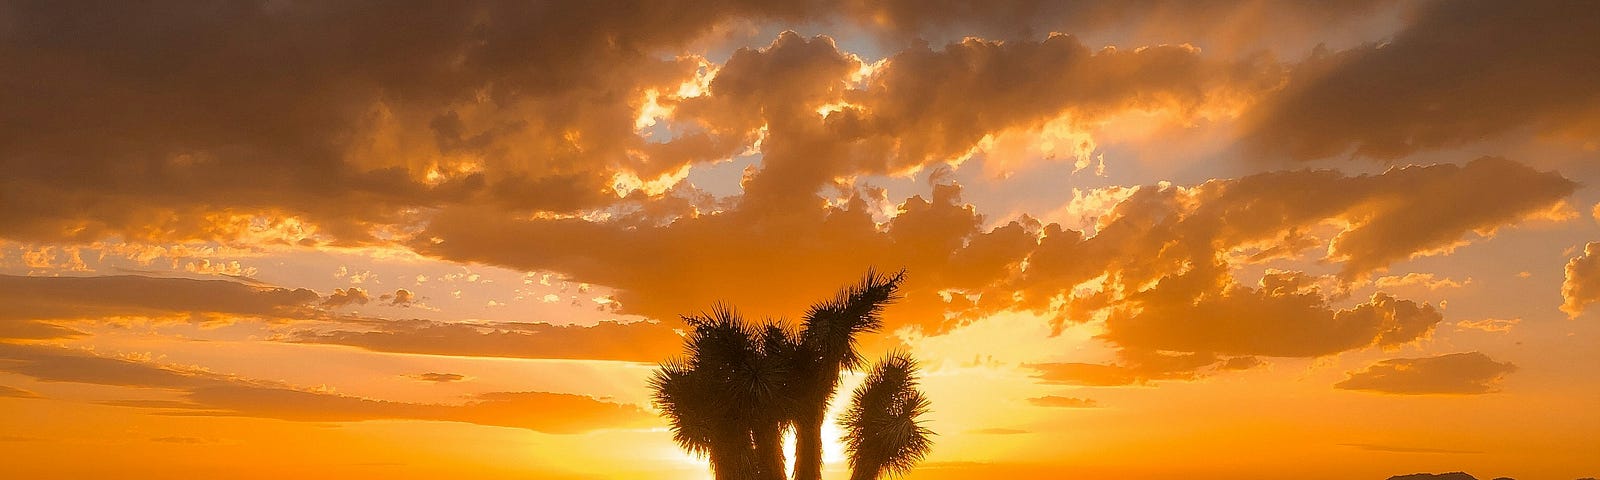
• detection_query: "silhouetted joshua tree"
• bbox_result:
[650,269,934,480]
[839,352,933,480]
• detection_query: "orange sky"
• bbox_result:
[2,1,1598,479]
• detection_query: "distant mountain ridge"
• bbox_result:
[1388,472,1597,480]
[1388,474,1479,480]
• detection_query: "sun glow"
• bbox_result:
[821,421,848,465]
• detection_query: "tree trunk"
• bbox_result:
[754,422,787,480]
[848,462,876,480]
[709,448,736,480]
[709,432,753,480]
[793,411,825,480]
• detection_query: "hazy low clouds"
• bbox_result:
[291,319,681,363]
[0,343,649,433]
[1335,352,1518,395]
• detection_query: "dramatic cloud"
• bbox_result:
[1560,242,1600,317]
[3,4,1578,388]
[1320,158,1576,276]
[290,319,681,363]
[0,5,1293,248]
[1,2,1596,477]
[0,274,320,322]
[1335,352,1517,395]
[1245,0,1600,160]
[823,32,1279,173]
[0,1,824,245]
[419,156,1568,378]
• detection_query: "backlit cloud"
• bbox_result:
[1560,242,1600,317]
[418,156,1569,367]
[321,287,371,309]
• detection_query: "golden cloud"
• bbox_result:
[1560,242,1600,318]
[1334,352,1518,395]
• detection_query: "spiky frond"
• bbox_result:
[649,358,718,457]
[654,304,796,479]
[798,268,906,403]
[840,351,934,480]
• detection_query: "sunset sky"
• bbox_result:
[2,1,1598,479]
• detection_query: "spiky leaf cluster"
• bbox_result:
[796,269,905,407]
[650,269,931,480]
[840,352,934,480]
[650,304,796,478]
